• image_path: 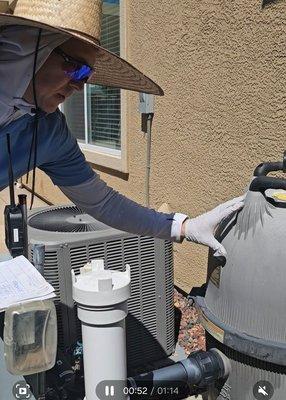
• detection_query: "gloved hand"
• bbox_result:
[183,195,245,257]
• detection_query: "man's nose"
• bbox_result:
[69,80,85,91]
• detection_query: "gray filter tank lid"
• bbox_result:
[198,171,286,366]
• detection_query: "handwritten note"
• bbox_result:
[0,256,55,312]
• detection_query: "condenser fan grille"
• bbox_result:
[28,205,108,232]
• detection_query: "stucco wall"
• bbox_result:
[32,0,286,293]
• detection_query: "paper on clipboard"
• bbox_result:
[0,255,55,312]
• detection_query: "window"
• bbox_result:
[62,0,128,172]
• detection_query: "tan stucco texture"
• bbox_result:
[27,0,286,293]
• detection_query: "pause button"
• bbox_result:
[96,380,126,398]
[105,385,115,396]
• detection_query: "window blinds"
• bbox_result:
[87,1,121,150]
[64,0,121,151]
[63,91,85,142]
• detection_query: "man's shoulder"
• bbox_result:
[38,108,69,139]
[36,108,77,162]
[41,108,66,126]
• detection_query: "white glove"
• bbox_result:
[184,195,245,257]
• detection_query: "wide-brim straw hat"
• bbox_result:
[0,0,164,95]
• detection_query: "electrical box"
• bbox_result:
[139,93,155,114]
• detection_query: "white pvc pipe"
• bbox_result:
[82,321,127,400]
[72,260,131,400]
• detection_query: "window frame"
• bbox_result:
[63,0,128,173]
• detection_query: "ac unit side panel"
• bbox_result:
[153,238,169,352]
[28,245,67,349]
[69,237,174,367]
[164,241,175,353]
[59,247,79,347]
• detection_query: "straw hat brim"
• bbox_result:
[0,13,164,96]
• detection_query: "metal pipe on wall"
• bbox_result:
[139,93,155,207]
[145,114,154,207]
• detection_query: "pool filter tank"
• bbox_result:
[195,156,286,400]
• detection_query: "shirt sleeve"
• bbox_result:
[39,111,94,186]
[59,173,188,242]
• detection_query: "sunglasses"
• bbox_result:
[54,47,94,82]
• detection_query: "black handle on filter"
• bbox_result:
[254,151,286,176]
[254,161,284,176]
[249,176,286,193]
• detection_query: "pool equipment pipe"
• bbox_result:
[128,348,230,397]
[72,259,131,400]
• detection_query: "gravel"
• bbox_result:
[174,288,206,355]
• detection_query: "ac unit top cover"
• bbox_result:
[28,205,128,245]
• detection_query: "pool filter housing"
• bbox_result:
[195,159,286,399]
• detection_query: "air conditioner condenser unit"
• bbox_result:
[27,205,175,372]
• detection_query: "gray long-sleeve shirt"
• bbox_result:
[0,109,187,241]
[59,173,188,242]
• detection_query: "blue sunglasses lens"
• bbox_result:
[66,65,93,81]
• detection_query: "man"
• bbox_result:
[0,0,244,255]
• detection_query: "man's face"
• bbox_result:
[23,37,97,113]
